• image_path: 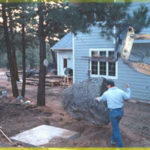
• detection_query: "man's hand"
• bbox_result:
[126,84,130,88]
[95,97,99,102]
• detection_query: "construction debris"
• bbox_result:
[16,96,24,103]
[25,75,72,87]
[0,126,12,143]
[129,62,150,76]
[11,125,79,146]
[5,71,72,87]
[62,78,109,126]
[1,91,7,99]
[23,100,31,105]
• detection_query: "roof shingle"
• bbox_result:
[51,32,72,50]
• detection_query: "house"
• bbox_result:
[51,2,150,101]
[51,32,73,76]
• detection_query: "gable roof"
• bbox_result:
[51,32,72,50]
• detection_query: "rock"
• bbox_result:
[62,78,109,126]
[23,100,31,105]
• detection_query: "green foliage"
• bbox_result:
[99,3,150,40]
[0,2,150,68]
[0,45,41,69]
[127,4,150,33]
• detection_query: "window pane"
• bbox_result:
[109,51,114,58]
[91,61,98,75]
[109,62,116,76]
[99,51,106,75]
[92,51,99,57]
[63,59,67,68]
[100,62,106,75]
[100,51,106,57]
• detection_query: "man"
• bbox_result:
[95,79,131,147]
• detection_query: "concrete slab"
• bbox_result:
[11,125,78,146]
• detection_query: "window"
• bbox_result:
[109,62,116,76]
[90,49,118,79]
[100,62,106,75]
[63,58,67,68]
[91,61,98,74]
[100,51,106,57]
[109,51,114,58]
[99,51,106,75]
[92,51,99,57]
[108,51,116,76]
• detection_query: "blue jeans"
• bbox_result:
[108,108,124,147]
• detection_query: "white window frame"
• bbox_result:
[89,48,118,79]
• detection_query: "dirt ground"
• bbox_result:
[0,69,150,147]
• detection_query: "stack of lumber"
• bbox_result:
[5,72,73,87]
[26,75,64,87]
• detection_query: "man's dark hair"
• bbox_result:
[106,79,115,87]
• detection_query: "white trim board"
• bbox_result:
[72,33,75,84]
[89,48,118,80]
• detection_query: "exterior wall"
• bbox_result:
[116,58,150,101]
[74,26,115,83]
[116,44,150,101]
[72,2,150,101]
[74,26,150,101]
[57,50,72,76]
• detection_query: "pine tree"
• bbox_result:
[14,3,38,97]
[1,2,150,105]
[2,3,19,97]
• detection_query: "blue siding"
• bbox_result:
[74,33,150,100]
[116,58,150,101]
[74,3,150,101]
[74,26,115,82]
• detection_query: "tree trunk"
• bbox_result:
[114,33,120,59]
[21,22,26,97]
[37,3,46,106]
[51,49,57,68]
[30,52,35,69]
[0,52,2,67]
[2,3,19,97]
[48,39,57,68]
[8,5,19,81]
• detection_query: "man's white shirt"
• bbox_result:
[97,87,131,109]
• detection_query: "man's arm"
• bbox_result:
[95,92,107,102]
[122,84,131,100]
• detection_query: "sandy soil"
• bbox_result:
[0,69,150,147]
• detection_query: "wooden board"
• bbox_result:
[121,27,135,60]
[136,34,150,40]
[129,62,150,76]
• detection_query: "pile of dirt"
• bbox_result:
[0,98,52,137]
